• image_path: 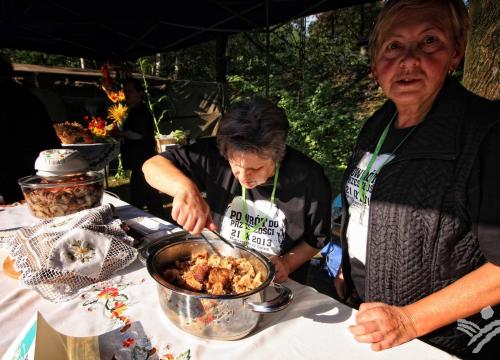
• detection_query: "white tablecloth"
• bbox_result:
[0,196,456,359]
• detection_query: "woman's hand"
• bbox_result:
[270,255,291,283]
[171,186,216,235]
[349,302,417,351]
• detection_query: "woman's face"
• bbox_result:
[123,83,143,108]
[228,150,276,189]
[372,6,464,111]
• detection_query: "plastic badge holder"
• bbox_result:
[34,149,89,178]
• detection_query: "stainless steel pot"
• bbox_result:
[146,238,293,340]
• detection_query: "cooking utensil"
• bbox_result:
[147,237,293,340]
[207,228,235,248]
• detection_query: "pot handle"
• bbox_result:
[244,282,293,313]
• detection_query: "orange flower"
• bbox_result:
[97,287,119,299]
[87,115,119,140]
[112,301,127,317]
[102,85,125,103]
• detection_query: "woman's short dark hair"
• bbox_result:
[216,98,289,162]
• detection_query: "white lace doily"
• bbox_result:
[5,204,137,302]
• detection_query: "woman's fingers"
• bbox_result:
[371,337,398,351]
[349,320,379,336]
[183,214,197,234]
[270,256,284,282]
[358,302,386,313]
[355,330,386,344]
[270,255,290,283]
[191,216,207,235]
[205,213,218,232]
[171,187,212,234]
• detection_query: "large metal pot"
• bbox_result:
[146,237,293,340]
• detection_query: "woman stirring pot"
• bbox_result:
[143,98,332,285]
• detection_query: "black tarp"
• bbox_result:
[0,0,375,60]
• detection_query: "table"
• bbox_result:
[0,196,456,359]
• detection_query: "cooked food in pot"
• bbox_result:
[162,251,263,295]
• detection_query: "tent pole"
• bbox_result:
[265,0,270,98]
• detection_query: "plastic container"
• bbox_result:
[18,171,104,219]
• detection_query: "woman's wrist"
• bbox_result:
[399,305,419,338]
[172,179,199,199]
[280,254,293,277]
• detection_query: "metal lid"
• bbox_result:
[34,149,89,177]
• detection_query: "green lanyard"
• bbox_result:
[358,112,397,203]
[241,164,280,246]
[358,111,420,209]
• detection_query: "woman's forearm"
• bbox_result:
[405,262,500,337]
[142,155,198,197]
[283,241,320,274]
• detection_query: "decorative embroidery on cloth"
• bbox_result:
[81,280,138,326]
[5,204,137,302]
[81,280,191,360]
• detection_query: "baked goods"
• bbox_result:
[53,122,94,144]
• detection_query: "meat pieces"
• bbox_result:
[207,268,232,295]
[162,253,263,295]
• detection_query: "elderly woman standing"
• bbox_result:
[143,98,331,284]
[339,0,500,357]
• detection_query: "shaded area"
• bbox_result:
[0,0,375,60]
[12,63,224,140]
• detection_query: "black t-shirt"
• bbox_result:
[349,123,500,300]
[161,137,332,256]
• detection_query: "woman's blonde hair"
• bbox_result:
[368,0,469,62]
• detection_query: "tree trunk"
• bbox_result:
[299,17,306,102]
[463,0,499,100]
